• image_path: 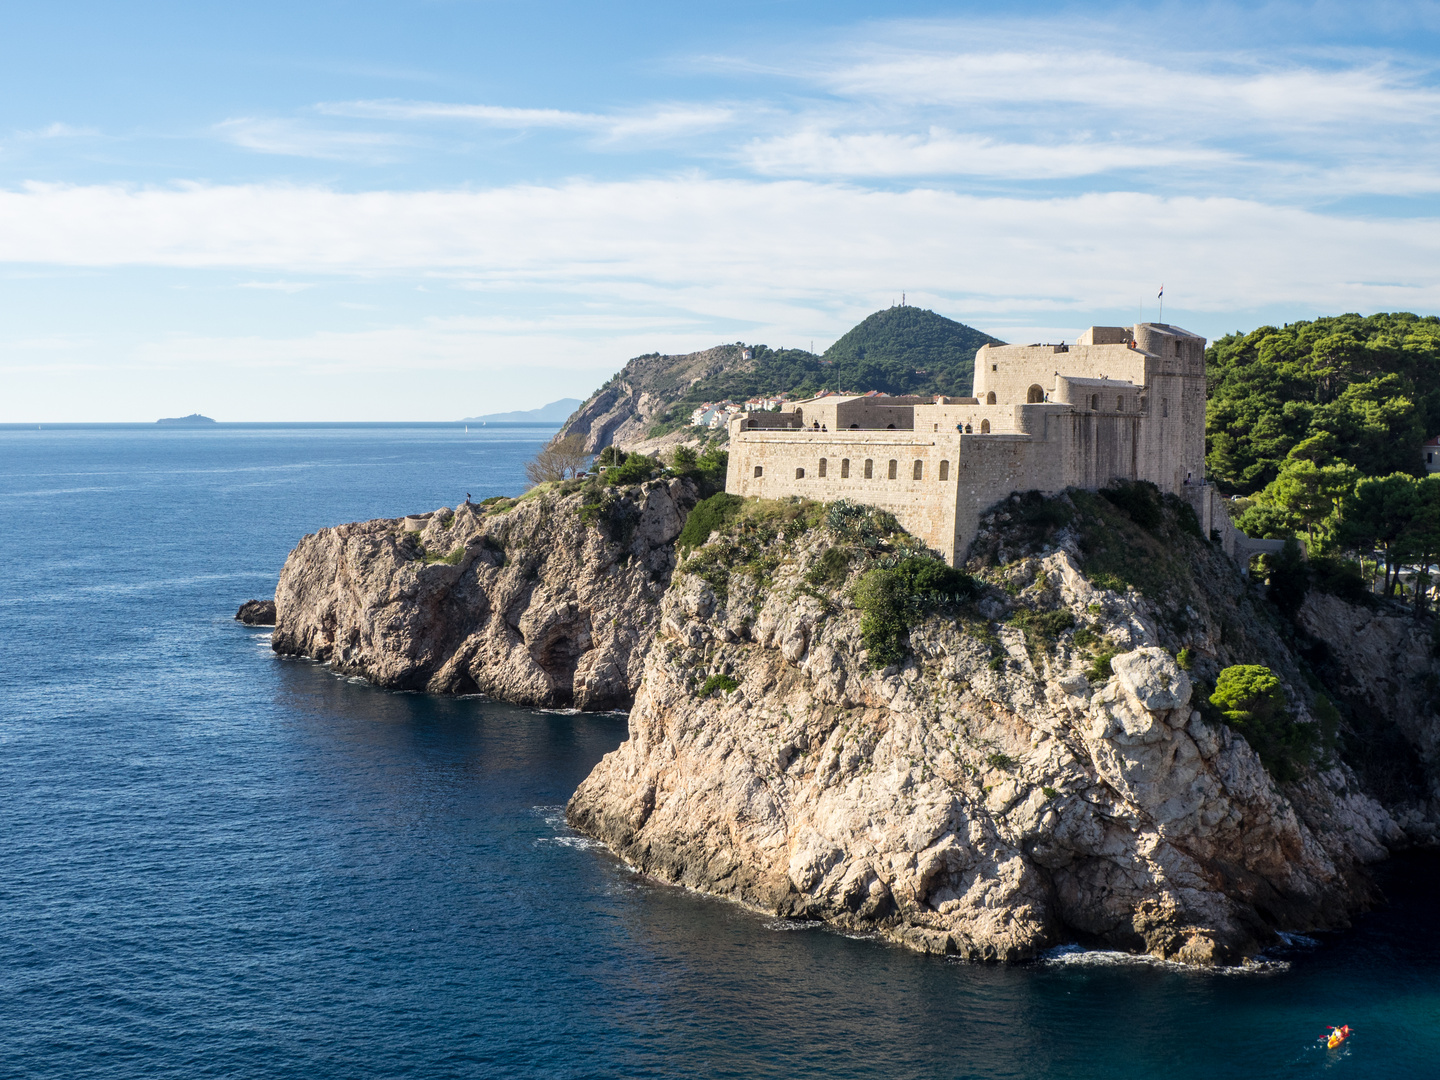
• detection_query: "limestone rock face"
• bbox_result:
[271,480,698,709]
[569,522,1400,964]
[1296,591,1440,839]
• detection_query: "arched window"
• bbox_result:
[1090,394,1098,410]
[841,458,850,478]
[913,460,923,480]
[795,467,805,479]
[888,459,898,480]
[986,391,996,405]
[849,423,859,429]
[1117,396,1124,412]
[980,419,990,433]
[1027,384,1045,403]
[818,458,827,478]
[753,465,763,478]
[886,423,895,429]
[938,460,950,481]
[863,459,873,479]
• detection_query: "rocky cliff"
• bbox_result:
[568,491,1428,963]
[271,479,698,709]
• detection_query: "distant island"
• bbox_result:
[461,398,581,424]
[156,414,216,425]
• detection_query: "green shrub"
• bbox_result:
[1099,480,1163,530]
[1042,786,1061,800]
[985,752,1015,770]
[1176,646,1195,671]
[1072,624,1101,649]
[1309,555,1369,603]
[1210,664,1317,781]
[1264,537,1309,620]
[699,673,739,696]
[677,492,745,550]
[603,451,658,485]
[853,555,979,668]
[1086,646,1120,682]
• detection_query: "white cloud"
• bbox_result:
[315,98,737,143]
[238,280,315,292]
[214,117,411,161]
[743,128,1235,178]
[0,179,1437,317]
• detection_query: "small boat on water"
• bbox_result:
[1326,1024,1353,1049]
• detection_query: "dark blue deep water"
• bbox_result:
[3,425,1439,1079]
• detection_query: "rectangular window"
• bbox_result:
[913,459,923,480]
[1162,398,1168,417]
[1117,396,1124,412]
[841,458,850,478]
[939,460,950,481]
[863,459,873,479]
[818,458,827,477]
[753,465,763,478]
[887,459,898,480]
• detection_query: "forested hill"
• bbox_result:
[556,306,1003,450]
[822,306,1003,397]
[1206,312,1440,494]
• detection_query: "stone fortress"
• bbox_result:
[726,322,1262,566]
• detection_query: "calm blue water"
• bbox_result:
[2,425,1438,1079]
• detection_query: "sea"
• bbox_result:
[2,423,1438,1080]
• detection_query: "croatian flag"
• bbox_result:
[1157,284,1164,298]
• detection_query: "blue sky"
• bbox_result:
[5,1,1440,421]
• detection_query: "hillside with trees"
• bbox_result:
[556,306,1003,449]
[1207,312,1440,609]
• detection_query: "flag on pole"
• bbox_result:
[1157,284,1164,298]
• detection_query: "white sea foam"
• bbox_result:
[1040,944,1289,974]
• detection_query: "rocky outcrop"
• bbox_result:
[235,599,276,625]
[568,497,1407,963]
[557,345,748,451]
[271,479,698,709]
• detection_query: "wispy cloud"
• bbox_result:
[316,98,738,143]
[214,117,412,162]
[743,129,1236,179]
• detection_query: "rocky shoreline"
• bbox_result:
[270,478,697,709]
[263,482,1439,964]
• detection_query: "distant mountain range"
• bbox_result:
[461,398,582,424]
[156,413,216,425]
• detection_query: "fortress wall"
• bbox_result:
[972,342,1147,404]
[725,429,961,558]
[796,399,918,431]
[952,435,1057,560]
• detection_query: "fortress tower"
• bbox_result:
[725,323,1227,565]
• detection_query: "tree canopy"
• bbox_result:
[1206,312,1440,494]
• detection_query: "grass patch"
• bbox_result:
[420,546,466,566]
[1008,607,1076,657]
[1042,786,1061,800]
[985,752,1016,770]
